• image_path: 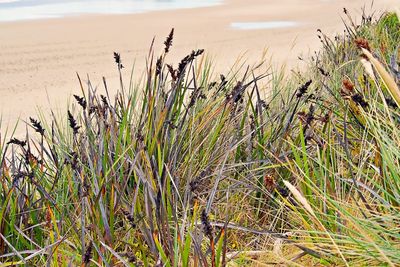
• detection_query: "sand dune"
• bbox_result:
[0,0,397,134]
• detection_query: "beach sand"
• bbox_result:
[0,0,397,134]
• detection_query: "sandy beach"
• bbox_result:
[0,0,397,134]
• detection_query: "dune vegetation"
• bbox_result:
[0,9,399,267]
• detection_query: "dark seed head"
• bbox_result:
[352,93,368,108]
[83,241,93,264]
[100,95,109,108]
[226,81,244,103]
[201,210,213,239]
[30,117,45,136]
[7,138,27,147]
[156,56,162,75]
[67,110,80,135]
[318,67,329,77]
[164,28,174,53]
[277,185,289,198]
[114,52,121,64]
[385,97,397,109]
[296,80,312,98]
[177,49,204,79]
[73,95,87,110]
[113,52,124,69]
[166,64,177,81]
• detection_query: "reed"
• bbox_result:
[0,9,399,267]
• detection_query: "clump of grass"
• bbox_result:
[267,10,400,266]
[0,8,399,267]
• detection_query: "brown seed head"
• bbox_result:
[342,79,355,96]
[354,38,371,51]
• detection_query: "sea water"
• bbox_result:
[0,0,221,22]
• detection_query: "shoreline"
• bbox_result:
[0,0,223,23]
[0,0,398,135]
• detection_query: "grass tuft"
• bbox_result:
[1,9,400,267]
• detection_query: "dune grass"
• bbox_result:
[0,9,399,267]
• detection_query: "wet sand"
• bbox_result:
[0,0,398,134]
